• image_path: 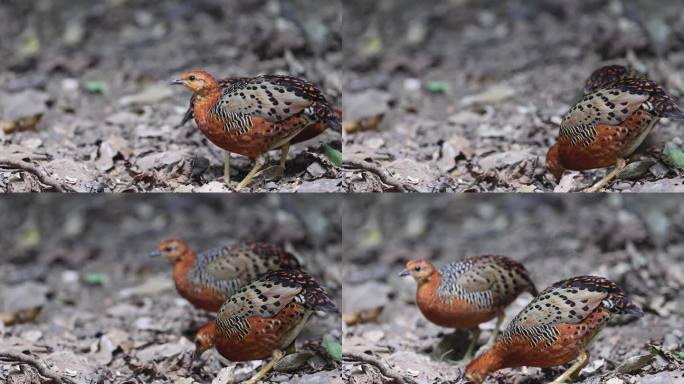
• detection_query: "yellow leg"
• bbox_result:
[223,152,231,185]
[585,158,626,192]
[244,349,285,384]
[549,350,589,384]
[235,156,265,191]
[278,142,290,177]
[463,327,481,360]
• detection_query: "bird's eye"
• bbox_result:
[164,246,173,252]
[414,265,421,271]
[189,75,196,81]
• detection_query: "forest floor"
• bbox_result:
[0,195,342,384]
[342,195,684,383]
[0,0,342,193]
[343,0,684,192]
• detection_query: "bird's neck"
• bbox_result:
[416,272,441,302]
[465,343,507,382]
[192,88,221,125]
[172,251,197,292]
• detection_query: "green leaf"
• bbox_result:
[322,335,342,361]
[324,145,342,168]
[674,351,684,360]
[424,80,449,94]
[83,81,107,94]
[83,272,107,286]
[665,142,684,169]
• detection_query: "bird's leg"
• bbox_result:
[235,156,265,191]
[277,142,290,177]
[490,314,504,343]
[244,349,285,384]
[463,327,481,360]
[285,342,296,355]
[549,350,589,384]
[585,158,626,192]
[223,152,231,185]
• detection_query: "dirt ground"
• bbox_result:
[342,195,684,383]
[343,0,684,192]
[0,195,342,383]
[0,0,342,193]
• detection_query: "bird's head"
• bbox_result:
[150,239,190,264]
[399,259,437,284]
[171,70,218,94]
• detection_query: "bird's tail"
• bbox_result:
[652,94,684,119]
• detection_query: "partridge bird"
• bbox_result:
[399,256,537,359]
[194,269,337,384]
[151,239,300,312]
[546,65,683,192]
[172,71,341,190]
[465,276,643,384]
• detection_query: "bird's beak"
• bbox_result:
[398,269,410,277]
[149,250,162,258]
[170,79,184,85]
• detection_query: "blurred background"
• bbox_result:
[0,195,342,383]
[0,0,342,192]
[343,195,684,383]
[344,0,684,192]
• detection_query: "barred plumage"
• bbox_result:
[547,65,682,184]
[210,269,336,358]
[154,239,300,312]
[466,276,643,384]
[401,255,537,358]
[171,70,341,189]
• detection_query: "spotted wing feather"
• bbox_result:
[197,243,299,284]
[583,65,645,94]
[216,270,337,335]
[438,255,537,310]
[506,276,641,332]
[213,75,325,123]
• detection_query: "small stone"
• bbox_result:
[306,162,327,178]
[136,342,187,363]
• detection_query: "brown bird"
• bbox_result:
[171,71,341,190]
[546,65,683,192]
[465,276,643,383]
[194,269,337,384]
[150,239,300,312]
[400,256,537,358]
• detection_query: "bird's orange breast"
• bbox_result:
[416,279,498,329]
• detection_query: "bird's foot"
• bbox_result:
[244,349,285,384]
[584,158,627,192]
[259,165,285,180]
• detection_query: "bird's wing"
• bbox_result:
[561,88,648,133]
[509,276,617,329]
[214,75,324,123]
[217,275,302,325]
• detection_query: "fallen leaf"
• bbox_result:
[83,80,107,94]
[321,335,342,362]
[664,142,684,168]
[324,145,342,167]
[424,80,449,94]
[274,352,314,372]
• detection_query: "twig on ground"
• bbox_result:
[344,351,416,384]
[343,159,417,192]
[0,351,75,384]
[0,159,73,192]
